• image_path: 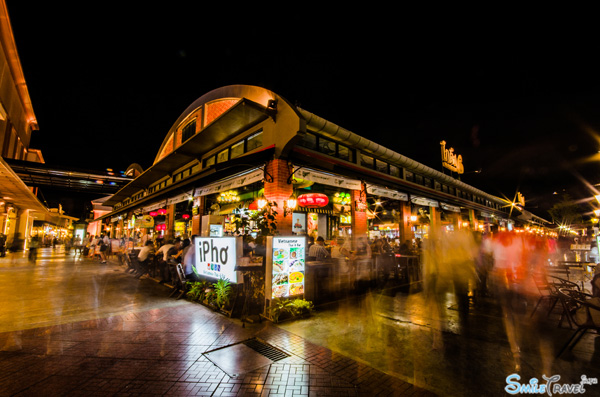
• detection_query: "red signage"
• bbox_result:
[298,193,329,208]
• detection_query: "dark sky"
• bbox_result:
[6,4,600,219]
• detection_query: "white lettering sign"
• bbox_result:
[193,237,240,282]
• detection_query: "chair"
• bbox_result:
[530,273,559,318]
[549,276,581,328]
[169,263,188,299]
[556,288,600,357]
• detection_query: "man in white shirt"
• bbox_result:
[135,240,155,278]
[156,239,180,283]
[308,236,330,261]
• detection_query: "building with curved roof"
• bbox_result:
[100,85,549,243]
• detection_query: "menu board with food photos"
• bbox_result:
[271,236,306,299]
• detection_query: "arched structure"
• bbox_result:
[101,84,551,243]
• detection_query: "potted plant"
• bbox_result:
[268,298,314,323]
[186,281,210,302]
[213,278,233,312]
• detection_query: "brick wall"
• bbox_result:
[264,159,293,234]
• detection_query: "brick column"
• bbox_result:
[191,196,204,236]
[400,201,414,242]
[263,159,293,235]
[351,185,368,240]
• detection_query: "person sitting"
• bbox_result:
[156,239,178,283]
[135,240,156,279]
[308,236,330,261]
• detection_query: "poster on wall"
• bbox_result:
[193,237,241,283]
[292,213,306,234]
[271,236,306,299]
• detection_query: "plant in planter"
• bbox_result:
[268,298,295,323]
[213,278,233,311]
[290,298,314,316]
[186,281,210,302]
[268,297,314,323]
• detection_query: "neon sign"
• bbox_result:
[440,140,464,174]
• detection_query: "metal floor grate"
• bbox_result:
[243,338,289,361]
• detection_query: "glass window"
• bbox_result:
[448,186,455,196]
[247,130,263,151]
[230,141,244,159]
[301,132,317,149]
[415,174,424,185]
[217,149,229,163]
[361,153,374,168]
[424,178,432,188]
[318,137,336,156]
[181,119,197,142]
[442,184,448,193]
[405,170,414,182]
[204,156,215,168]
[434,181,441,191]
[376,159,388,174]
[390,165,400,177]
[338,144,352,162]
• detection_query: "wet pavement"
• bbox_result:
[1,248,599,396]
[0,248,434,396]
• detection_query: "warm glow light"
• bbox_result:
[286,198,297,209]
[257,196,268,209]
[182,214,190,220]
[410,215,418,222]
[157,209,167,215]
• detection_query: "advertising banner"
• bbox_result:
[270,236,306,299]
[193,237,242,283]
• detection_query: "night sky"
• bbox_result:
[6,3,600,220]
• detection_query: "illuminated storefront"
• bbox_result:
[96,85,546,247]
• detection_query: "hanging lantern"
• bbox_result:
[149,211,158,217]
[182,213,190,220]
[298,193,329,208]
[157,209,167,215]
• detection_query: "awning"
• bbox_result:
[366,183,408,201]
[410,196,439,208]
[104,98,271,207]
[293,167,362,190]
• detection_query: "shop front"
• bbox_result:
[93,84,544,313]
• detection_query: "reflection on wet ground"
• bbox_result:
[0,247,187,333]
[1,247,599,396]
[0,248,435,396]
[279,283,600,397]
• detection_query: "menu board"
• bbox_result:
[271,236,306,299]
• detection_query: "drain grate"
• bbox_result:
[243,338,289,361]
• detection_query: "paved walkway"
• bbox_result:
[0,248,434,396]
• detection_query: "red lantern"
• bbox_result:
[157,209,167,215]
[182,214,190,220]
[297,193,329,208]
[149,211,157,217]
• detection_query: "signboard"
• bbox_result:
[135,215,154,228]
[366,185,409,201]
[440,202,461,213]
[270,236,306,299]
[293,167,362,190]
[411,196,439,207]
[194,168,264,197]
[193,237,242,282]
[440,140,464,174]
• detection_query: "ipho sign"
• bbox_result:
[193,237,242,283]
[440,140,464,174]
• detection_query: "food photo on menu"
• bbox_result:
[271,240,306,298]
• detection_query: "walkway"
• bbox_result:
[0,248,433,396]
